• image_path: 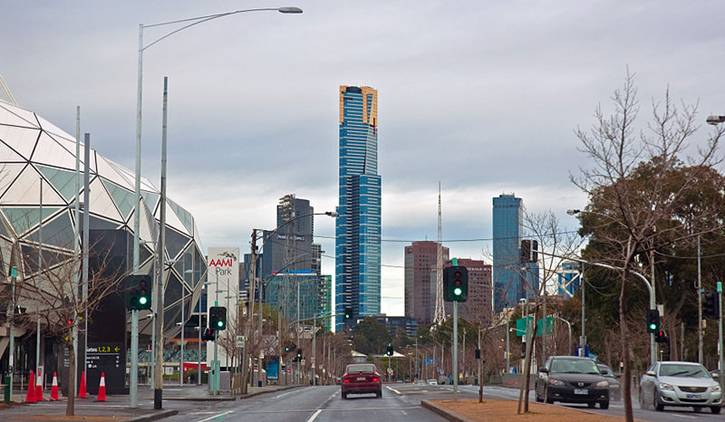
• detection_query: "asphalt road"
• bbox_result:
[166,385,445,422]
[162,383,725,422]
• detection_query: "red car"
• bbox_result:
[341,363,382,399]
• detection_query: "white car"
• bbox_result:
[639,361,722,414]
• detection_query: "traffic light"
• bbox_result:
[201,327,215,341]
[646,309,660,333]
[386,344,394,357]
[704,291,720,320]
[284,342,297,353]
[443,265,468,302]
[295,348,303,362]
[343,307,353,321]
[127,275,152,311]
[209,306,227,330]
[655,328,668,344]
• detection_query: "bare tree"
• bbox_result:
[11,242,125,416]
[516,210,584,414]
[572,71,723,422]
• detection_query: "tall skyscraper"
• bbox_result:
[492,194,523,311]
[444,258,493,326]
[261,194,315,277]
[336,85,381,331]
[404,241,450,326]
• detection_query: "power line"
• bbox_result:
[313,230,581,243]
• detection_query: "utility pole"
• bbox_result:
[6,266,16,403]
[153,77,168,410]
[73,105,81,400]
[579,266,586,356]
[718,280,724,393]
[477,329,482,403]
[698,235,703,364]
[37,177,43,380]
[241,230,257,395]
[505,315,510,374]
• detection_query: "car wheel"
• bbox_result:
[654,391,664,412]
[600,401,609,410]
[545,388,554,404]
[341,392,347,400]
[376,391,382,398]
[710,406,722,414]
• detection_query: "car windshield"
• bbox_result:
[659,364,709,378]
[550,359,600,375]
[346,364,375,373]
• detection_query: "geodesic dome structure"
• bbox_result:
[0,99,205,336]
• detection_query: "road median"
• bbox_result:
[422,399,625,422]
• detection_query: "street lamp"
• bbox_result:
[130,6,303,409]
[706,114,725,392]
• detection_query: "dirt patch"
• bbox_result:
[428,399,626,422]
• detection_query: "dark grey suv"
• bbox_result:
[535,356,610,409]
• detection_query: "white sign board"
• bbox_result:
[206,247,240,370]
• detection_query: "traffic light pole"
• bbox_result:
[130,310,139,407]
[453,301,458,393]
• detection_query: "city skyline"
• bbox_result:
[1,1,723,318]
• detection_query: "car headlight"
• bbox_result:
[548,378,566,386]
[659,382,674,391]
[595,380,609,388]
[712,385,721,392]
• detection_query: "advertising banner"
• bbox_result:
[206,247,240,370]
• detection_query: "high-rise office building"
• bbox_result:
[404,241,449,326]
[261,194,315,277]
[444,258,493,326]
[492,194,524,311]
[336,85,382,331]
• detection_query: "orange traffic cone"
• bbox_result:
[35,370,43,402]
[25,370,36,403]
[50,371,59,401]
[95,372,107,402]
[78,370,87,399]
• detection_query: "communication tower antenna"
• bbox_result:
[433,181,446,324]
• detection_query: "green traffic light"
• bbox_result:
[139,296,148,305]
[217,320,224,328]
[454,287,462,296]
[649,323,656,330]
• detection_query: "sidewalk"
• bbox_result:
[0,384,300,421]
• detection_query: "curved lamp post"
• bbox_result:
[129,6,303,409]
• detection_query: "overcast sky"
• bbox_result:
[1,0,724,316]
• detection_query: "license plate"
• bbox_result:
[356,377,366,381]
[686,393,701,399]
[574,389,589,395]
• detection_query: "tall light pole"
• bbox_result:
[707,115,725,391]
[130,5,302,406]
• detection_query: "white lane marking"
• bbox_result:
[195,410,234,422]
[386,385,401,395]
[401,410,408,416]
[306,409,322,422]
[669,415,696,419]
[274,389,299,399]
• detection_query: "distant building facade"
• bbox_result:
[557,260,581,297]
[370,315,418,338]
[336,85,382,331]
[404,241,449,326]
[492,194,524,311]
[444,258,493,326]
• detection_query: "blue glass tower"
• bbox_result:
[492,194,523,311]
[336,85,381,331]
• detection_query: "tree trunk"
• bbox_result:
[620,239,634,422]
[517,307,539,414]
[65,342,75,416]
